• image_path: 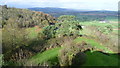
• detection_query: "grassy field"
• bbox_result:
[82,51,119,66]
[26,26,42,39]
[80,21,118,35]
[80,21,118,29]
[2,21,119,66]
[74,37,113,53]
[26,47,61,66]
[26,46,119,66]
[24,21,119,66]
[26,36,119,66]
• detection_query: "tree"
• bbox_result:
[58,41,87,66]
[2,19,29,56]
[58,15,75,22]
[42,25,56,39]
[41,15,83,38]
[55,20,82,37]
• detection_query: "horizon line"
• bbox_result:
[1,5,118,12]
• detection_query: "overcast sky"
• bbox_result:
[0,0,119,11]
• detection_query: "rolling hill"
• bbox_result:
[0,5,57,28]
[28,7,118,21]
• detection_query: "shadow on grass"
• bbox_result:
[26,38,47,53]
[71,50,119,66]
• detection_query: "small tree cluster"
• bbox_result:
[58,41,88,66]
[1,6,56,28]
[41,15,83,39]
[2,19,29,61]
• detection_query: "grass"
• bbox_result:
[80,21,118,38]
[82,51,119,66]
[26,36,117,66]
[26,45,119,66]
[26,47,61,66]
[80,21,118,29]
[26,27,41,39]
[74,37,119,66]
[74,37,113,53]
[4,21,119,66]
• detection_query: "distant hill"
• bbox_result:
[1,5,56,28]
[28,7,118,21]
[28,7,117,15]
[29,7,78,13]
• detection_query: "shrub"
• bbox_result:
[58,15,75,22]
[2,20,29,61]
[98,25,113,34]
[42,15,83,39]
[58,41,87,66]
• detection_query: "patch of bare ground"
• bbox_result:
[113,29,120,30]
[35,26,42,32]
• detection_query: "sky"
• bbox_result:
[0,0,119,11]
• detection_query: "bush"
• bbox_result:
[98,25,113,34]
[58,15,75,22]
[58,41,87,66]
[2,21,29,60]
[42,15,83,39]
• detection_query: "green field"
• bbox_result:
[74,37,113,53]
[26,27,40,39]
[26,46,119,66]
[82,51,119,66]
[26,35,119,66]
[2,21,118,66]
[26,47,61,66]
[24,20,119,66]
[80,21,118,29]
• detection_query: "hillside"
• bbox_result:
[1,5,57,65]
[1,6,119,67]
[0,5,57,28]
